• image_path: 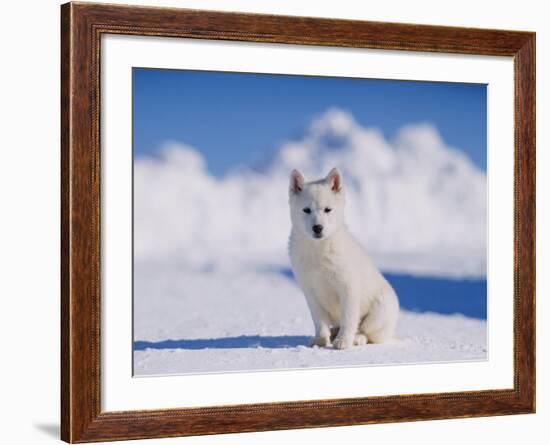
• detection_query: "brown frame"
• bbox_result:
[61,1,536,443]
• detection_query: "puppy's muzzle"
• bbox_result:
[312,224,324,237]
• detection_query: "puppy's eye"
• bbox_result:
[324,208,332,213]
[302,208,311,214]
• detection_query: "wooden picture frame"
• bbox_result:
[61,2,535,442]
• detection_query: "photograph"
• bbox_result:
[55,2,536,441]
[132,68,488,376]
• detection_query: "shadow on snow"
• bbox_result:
[134,335,311,351]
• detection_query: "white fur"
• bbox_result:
[288,168,399,350]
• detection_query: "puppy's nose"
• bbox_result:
[312,224,323,235]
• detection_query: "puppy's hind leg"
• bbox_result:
[360,286,399,344]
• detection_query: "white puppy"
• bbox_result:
[288,168,399,350]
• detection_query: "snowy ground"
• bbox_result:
[133,265,487,376]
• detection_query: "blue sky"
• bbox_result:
[133,68,487,176]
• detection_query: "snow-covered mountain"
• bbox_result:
[134,108,486,278]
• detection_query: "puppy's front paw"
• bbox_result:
[353,333,367,346]
[332,335,352,350]
[311,335,331,347]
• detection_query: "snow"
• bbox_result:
[133,266,487,376]
[134,108,487,279]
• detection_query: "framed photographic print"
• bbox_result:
[61,2,535,442]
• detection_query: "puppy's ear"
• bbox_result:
[289,169,305,194]
[326,167,343,193]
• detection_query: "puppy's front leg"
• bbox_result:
[333,293,360,350]
[304,293,332,347]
